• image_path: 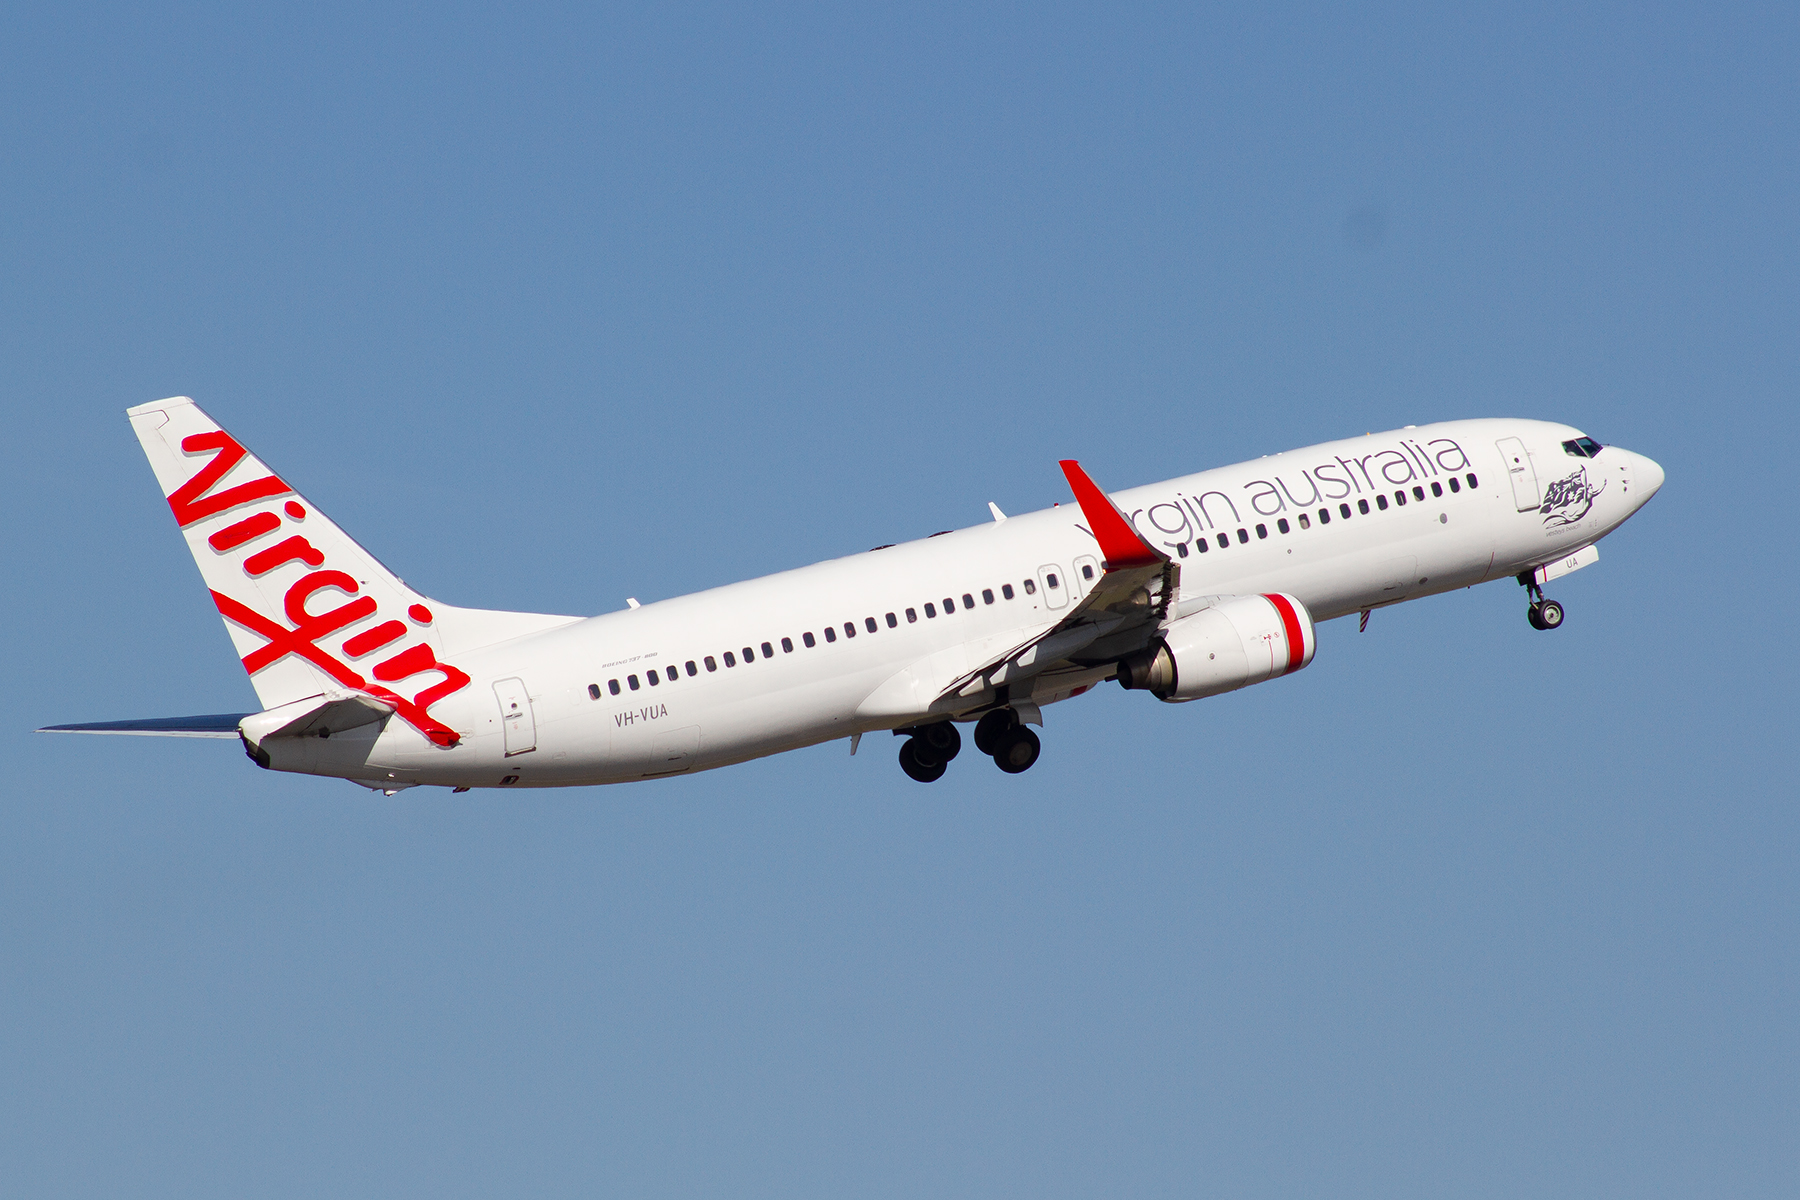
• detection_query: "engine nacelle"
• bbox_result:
[1118,593,1317,702]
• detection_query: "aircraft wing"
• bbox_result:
[935,460,1178,704]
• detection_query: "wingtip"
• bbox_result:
[1057,459,1164,569]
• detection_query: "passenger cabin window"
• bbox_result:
[742,646,754,662]
[865,617,878,633]
[802,633,816,648]
[1175,541,1188,557]
[982,589,995,604]
[1001,585,1014,600]
[824,627,837,642]
[1393,491,1405,506]
[943,597,955,612]
[886,612,898,627]
[925,602,938,616]
[1341,503,1353,519]
[1022,580,1036,595]
[780,638,792,653]
[843,622,856,638]
[628,674,640,690]
[686,661,697,676]
[704,656,717,671]
[1448,477,1461,493]
[588,683,601,700]
[1430,482,1442,497]
[1256,524,1268,538]
[1278,518,1291,533]
[1466,473,1479,488]
[1413,486,1425,501]
[1297,513,1309,530]
[1236,529,1249,544]
[1197,538,1209,552]
[609,679,621,695]
[906,607,918,621]
[1319,508,1330,524]
[762,641,774,658]
[962,593,975,609]
[648,669,659,685]
[1358,499,1370,515]
[724,651,737,666]
[1376,494,1389,510]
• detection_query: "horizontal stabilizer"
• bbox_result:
[38,713,252,738]
[239,691,393,749]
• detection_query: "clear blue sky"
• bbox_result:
[2,4,1794,1197]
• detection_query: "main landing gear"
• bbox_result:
[898,721,960,783]
[896,709,1041,782]
[973,708,1040,774]
[1519,572,1565,631]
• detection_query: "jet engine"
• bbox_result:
[1117,593,1317,702]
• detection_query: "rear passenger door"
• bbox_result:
[493,677,536,757]
[1037,564,1069,609]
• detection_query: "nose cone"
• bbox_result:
[1633,451,1665,500]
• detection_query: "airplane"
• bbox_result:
[40,398,1664,791]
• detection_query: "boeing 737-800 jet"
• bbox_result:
[41,398,1663,789]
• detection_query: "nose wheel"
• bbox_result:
[1519,573,1565,631]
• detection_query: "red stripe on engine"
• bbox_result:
[1263,593,1305,674]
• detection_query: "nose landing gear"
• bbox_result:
[1519,572,1565,631]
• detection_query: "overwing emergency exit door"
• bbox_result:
[1071,555,1100,600]
[1496,437,1540,511]
[493,677,536,756]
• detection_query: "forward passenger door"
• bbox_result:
[1497,437,1540,511]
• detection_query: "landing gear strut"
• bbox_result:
[1519,572,1565,631]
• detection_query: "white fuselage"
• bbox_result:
[276,418,1660,789]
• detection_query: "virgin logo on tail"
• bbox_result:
[173,431,470,746]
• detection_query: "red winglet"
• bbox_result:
[1058,460,1164,569]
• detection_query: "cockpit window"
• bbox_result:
[1562,436,1606,457]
